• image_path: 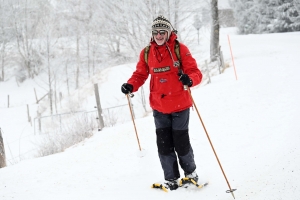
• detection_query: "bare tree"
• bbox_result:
[61,0,91,89]
[0,0,13,82]
[12,0,53,78]
[34,0,61,115]
[1,0,211,96]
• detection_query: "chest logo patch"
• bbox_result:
[159,78,167,83]
[153,66,170,73]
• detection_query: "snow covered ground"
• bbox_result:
[1,28,300,200]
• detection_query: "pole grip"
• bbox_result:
[128,92,134,98]
[178,69,188,90]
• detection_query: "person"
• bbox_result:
[121,15,203,190]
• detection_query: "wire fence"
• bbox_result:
[1,104,132,166]
[33,104,130,135]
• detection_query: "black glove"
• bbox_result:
[178,73,193,87]
[121,83,133,94]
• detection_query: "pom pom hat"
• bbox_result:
[152,15,173,40]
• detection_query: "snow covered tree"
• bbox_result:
[292,0,300,30]
[230,0,261,34]
[267,0,300,32]
[1,0,210,86]
[272,0,300,32]
[230,0,300,34]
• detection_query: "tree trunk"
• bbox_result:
[210,0,219,62]
[76,35,80,89]
[174,0,181,40]
[47,35,53,115]
[87,31,90,78]
[65,60,70,96]
[1,46,4,81]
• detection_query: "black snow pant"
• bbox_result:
[153,108,196,181]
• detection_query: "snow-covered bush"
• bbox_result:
[35,114,96,157]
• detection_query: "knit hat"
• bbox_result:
[152,15,173,39]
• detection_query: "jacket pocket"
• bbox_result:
[150,90,192,113]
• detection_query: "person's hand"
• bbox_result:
[178,73,193,87]
[121,83,133,94]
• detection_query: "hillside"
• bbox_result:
[1,29,300,200]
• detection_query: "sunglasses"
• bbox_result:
[152,30,167,36]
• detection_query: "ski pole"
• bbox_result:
[126,92,142,151]
[188,88,236,199]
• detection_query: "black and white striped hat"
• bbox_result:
[152,15,174,39]
[152,15,172,31]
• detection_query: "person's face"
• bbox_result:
[152,30,168,45]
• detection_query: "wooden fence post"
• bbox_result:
[59,92,63,108]
[205,60,211,84]
[220,50,225,71]
[0,128,6,168]
[27,104,32,126]
[37,111,41,134]
[94,83,104,130]
[34,88,38,103]
[218,46,222,74]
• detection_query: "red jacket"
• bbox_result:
[127,32,202,114]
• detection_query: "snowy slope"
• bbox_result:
[1,29,300,200]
